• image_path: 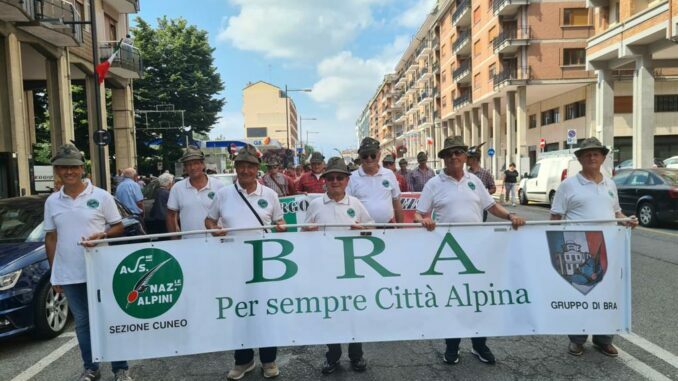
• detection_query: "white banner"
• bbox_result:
[85,224,631,361]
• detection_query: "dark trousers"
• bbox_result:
[326,343,363,364]
[234,347,277,365]
[569,335,613,345]
[445,337,487,354]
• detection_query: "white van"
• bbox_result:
[518,150,613,205]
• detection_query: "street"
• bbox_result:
[1,203,677,381]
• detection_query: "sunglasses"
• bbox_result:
[360,153,377,160]
[442,149,467,158]
[325,175,347,182]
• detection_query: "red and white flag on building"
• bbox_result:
[95,40,122,84]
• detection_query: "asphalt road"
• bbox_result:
[1,203,677,381]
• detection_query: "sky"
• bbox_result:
[133,0,436,156]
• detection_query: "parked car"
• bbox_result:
[518,155,582,205]
[0,195,145,339]
[613,158,665,175]
[612,168,678,227]
[664,156,678,169]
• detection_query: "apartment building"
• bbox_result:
[0,0,142,197]
[360,0,678,176]
[356,103,370,144]
[242,81,299,150]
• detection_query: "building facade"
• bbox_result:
[358,0,678,175]
[242,81,299,150]
[0,0,142,198]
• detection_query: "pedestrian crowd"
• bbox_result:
[43,134,637,381]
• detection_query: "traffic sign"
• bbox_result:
[92,129,111,146]
[487,148,495,157]
[567,129,577,145]
[539,138,545,149]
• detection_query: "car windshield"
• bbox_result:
[657,170,678,185]
[0,199,45,243]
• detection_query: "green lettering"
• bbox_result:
[245,239,298,283]
[335,236,400,279]
[421,233,485,275]
[216,297,233,319]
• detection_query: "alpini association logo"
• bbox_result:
[113,248,183,319]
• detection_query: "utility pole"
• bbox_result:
[89,0,107,189]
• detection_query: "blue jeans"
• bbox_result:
[62,283,129,373]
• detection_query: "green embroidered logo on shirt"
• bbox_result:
[608,190,614,198]
[347,208,356,218]
[258,199,268,208]
[86,199,99,209]
[382,180,390,188]
[468,182,476,190]
[208,191,215,200]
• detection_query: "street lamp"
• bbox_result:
[306,130,319,148]
[299,116,317,154]
[282,85,312,149]
[183,125,192,148]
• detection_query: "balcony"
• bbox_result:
[493,0,529,16]
[417,67,431,84]
[406,62,419,74]
[418,116,432,129]
[453,92,471,110]
[418,90,433,105]
[17,0,83,46]
[493,27,530,54]
[452,30,471,56]
[395,76,407,89]
[492,67,530,90]
[452,60,471,83]
[99,41,144,79]
[395,93,407,107]
[106,0,140,14]
[394,113,406,124]
[451,0,471,27]
[0,0,35,22]
[432,61,440,73]
[416,40,432,61]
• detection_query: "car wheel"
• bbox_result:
[32,281,69,339]
[637,202,657,227]
[519,189,528,205]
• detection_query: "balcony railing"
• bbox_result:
[452,60,471,82]
[452,30,470,54]
[453,92,471,109]
[451,0,471,26]
[418,116,429,125]
[492,67,530,89]
[16,0,83,46]
[418,67,429,80]
[492,27,530,53]
[493,0,529,16]
[106,0,140,14]
[100,41,144,79]
[418,90,432,103]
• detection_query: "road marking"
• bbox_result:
[10,337,78,381]
[617,347,673,381]
[61,331,76,337]
[622,333,678,369]
[637,226,678,238]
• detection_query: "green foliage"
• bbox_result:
[132,17,225,175]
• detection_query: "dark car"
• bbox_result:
[613,158,665,175]
[0,195,145,339]
[612,169,678,227]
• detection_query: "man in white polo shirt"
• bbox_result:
[44,144,133,381]
[167,146,224,238]
[414,136,525,367]
[205,145,286,380]
[551,137,637,358]
[347,137,403,224]
[303,157,373,375]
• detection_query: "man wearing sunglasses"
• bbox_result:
[347,137,404,224]
[414,136,526,367]
[303,157,374,374]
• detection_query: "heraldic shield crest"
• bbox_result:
[546,231,608,295]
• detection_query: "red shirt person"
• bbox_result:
[296,152,326,193]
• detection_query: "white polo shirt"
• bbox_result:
[207,181,283,236]
[416,171,496,223]
[43,180,122,285]
[347,166,401,223]
[550,173,621,220]
[305,194,374,230]
[167,175,224,236]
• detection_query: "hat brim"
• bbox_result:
[322,168,350,177]
[180,155,205,163]
[52,158,84,166]
[309,159,325,164]
[574,146,610,157]
[437,145,468,158]
[358,146,379,154]
[235,156,260,165]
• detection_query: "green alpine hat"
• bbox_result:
[180,146,205,162]
[310,152,325,164]
[437,136,468,158]
[358,137,380,154]
[51,143,85,166]
[322,157,351,177]
[382,154,395,164]
[574,137,610,157]
[234,145,261,165]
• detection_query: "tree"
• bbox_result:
[132,17,225,175]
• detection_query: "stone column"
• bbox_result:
[516,86,528,175]
[632,52,654,168]
[492,97,501,178]
[0,34,31,196]
[471,107,479,147]
[85,76,111,190]
[505,91,516,171]
[455,115,463,136]
[595,70,614,148]
[112,85,137,171]
[463,111,472,145]
[45,54,74,153]
[480,103,490,167]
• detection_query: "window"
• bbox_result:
[563,8,589,26]
[627,171,649,186]
[474,73,481,87]
[488,63,496,82]
[473,40,481,57]
[529,114,537,129]
[541,107,560,125]
[614,96,633,113]
[563,48,586,66]
[565,100,586,120]
[655,95,678,112]
[488,26,497,43]
[473,6,481,24]
[247,127,267,138]
[529,163,541,178]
